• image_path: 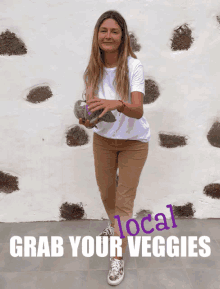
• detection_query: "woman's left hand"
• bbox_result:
[86,99,120,119]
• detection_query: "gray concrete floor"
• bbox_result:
[0,218,219,288]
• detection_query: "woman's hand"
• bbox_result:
[80,87,100,128]
[87,99,121,119]
[79,118,99,128]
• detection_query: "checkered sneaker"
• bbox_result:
[107,257,125,286]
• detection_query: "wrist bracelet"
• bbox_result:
[117,100,126,113]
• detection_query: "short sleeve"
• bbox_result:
[130,63,145,95]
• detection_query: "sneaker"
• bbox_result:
[98,223,114,244]
[107,257,124,286]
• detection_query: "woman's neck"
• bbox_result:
[104,51,118,68]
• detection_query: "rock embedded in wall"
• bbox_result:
[203,183,220,199]
[0,29,27,55]
[59,202,85,220]
[129,32,141,52]
[171,23,194,51]
[159,133,188,148]
[144,79,160,104]
[207,121,220,148]
[173,202,195,218]
[0,171,19,194]
[135,209,153,219]
[26,86,53,104]
[66,125,89,146]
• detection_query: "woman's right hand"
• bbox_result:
[80,86,100,128]
[79,118,99,128]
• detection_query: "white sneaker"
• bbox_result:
[98,223,114,244]
[107,257,125,286]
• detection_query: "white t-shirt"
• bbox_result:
[93,56,151,143]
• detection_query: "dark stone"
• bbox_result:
[26,86,53,104]
[171,24,194,51]
[159,133,187,148]
[144,79,160,104]
[173,202,195,218]
[0,171,19,193]
[207,121,220,148]
[60,202,85,220]
[217,15,220,25]
[0,29,27,55]
[129,32,141,52]
[135,209,153,219]
[66,125,89,146]
[74,100,116,125]
[204,183,220,199]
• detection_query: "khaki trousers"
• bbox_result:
[93,132,149,254]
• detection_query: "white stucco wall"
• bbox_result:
[0,0,220,222]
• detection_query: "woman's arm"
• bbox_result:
[86,85,99,101]
[118,91,144,119]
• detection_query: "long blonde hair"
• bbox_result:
[83,10,137,102]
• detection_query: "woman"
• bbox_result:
[79,10,150,286]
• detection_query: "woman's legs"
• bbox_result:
[114,140,149,254]
[93,133,118,228]
[93,133,149,255]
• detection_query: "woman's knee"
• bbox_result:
[99,182,116,199]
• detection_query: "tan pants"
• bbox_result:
[93,132,149,254]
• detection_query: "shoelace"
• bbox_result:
[110,258,122,277]
[101,225,114,236]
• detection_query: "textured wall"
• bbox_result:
[0,0,220,222]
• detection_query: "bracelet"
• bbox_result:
[117,100,126,113]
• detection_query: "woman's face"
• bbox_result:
[98,18,122,53]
